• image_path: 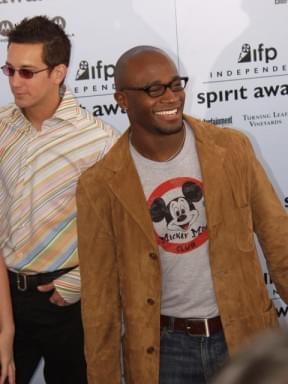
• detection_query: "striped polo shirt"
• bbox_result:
[0,87,119,303]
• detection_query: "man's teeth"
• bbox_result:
[155,109,177,115]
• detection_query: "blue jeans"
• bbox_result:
[160,327,228,384]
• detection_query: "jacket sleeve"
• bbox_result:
[76,176,122,384]
[244,136,288,303]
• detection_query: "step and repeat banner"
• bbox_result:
[1,0,288,381]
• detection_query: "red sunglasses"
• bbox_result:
[1,64,49,79]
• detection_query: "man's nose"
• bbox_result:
[9,71,24,87]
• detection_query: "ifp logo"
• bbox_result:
[75,60,115,81]
[75,61,89,80]
[238,43,277,64]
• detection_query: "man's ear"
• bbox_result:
[114,91,128,111]
[52,64,68,85]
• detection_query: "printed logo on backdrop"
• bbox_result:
[197,42,288,115]
[242,111,288,128]
[0,16,68,43]
[51,16,66,30]
[75,61,89,80]
[0,0,42,3]
[238,43,277,64]
[73,60,125,117]
[203,116,233,127]
[0,20,13,38]
[275,0,288,4]
[264,272,288,318]
[75,60,114,82]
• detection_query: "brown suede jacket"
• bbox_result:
[77,115,288,384]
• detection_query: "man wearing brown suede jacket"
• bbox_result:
[77,46,288,384]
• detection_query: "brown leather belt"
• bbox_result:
[8,267,76,292]
[160,315,222,337]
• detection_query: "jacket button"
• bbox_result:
[146,346,155,354]
[147,298,155,305]
[149,252,157,260]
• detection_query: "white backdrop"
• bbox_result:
[1,0,288,382]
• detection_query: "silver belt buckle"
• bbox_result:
[16,273,28,291]
[185,318,210,337]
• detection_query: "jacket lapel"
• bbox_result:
[186,116,227,227]
[102,131,157,248]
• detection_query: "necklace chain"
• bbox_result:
[130,126,186,162]
[165,128,186,162]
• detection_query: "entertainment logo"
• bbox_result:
[203,116,232,126]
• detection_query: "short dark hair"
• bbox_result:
[8,15,71,68]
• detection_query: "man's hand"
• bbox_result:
[37,282,68,306]
[0,330,15,384]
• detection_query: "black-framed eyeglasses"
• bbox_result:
[1,64,50,79]
[121,76,189,98]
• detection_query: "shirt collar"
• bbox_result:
[9,86,82,131]
[53,86,82,121]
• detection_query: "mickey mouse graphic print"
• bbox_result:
[148,177,208,254]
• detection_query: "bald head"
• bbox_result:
[113,44,186,151]
[114,45,177,90]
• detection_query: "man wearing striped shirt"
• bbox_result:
[0,16,118,384]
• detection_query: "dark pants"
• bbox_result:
[10,281,87,384]
[160,328,228,384]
